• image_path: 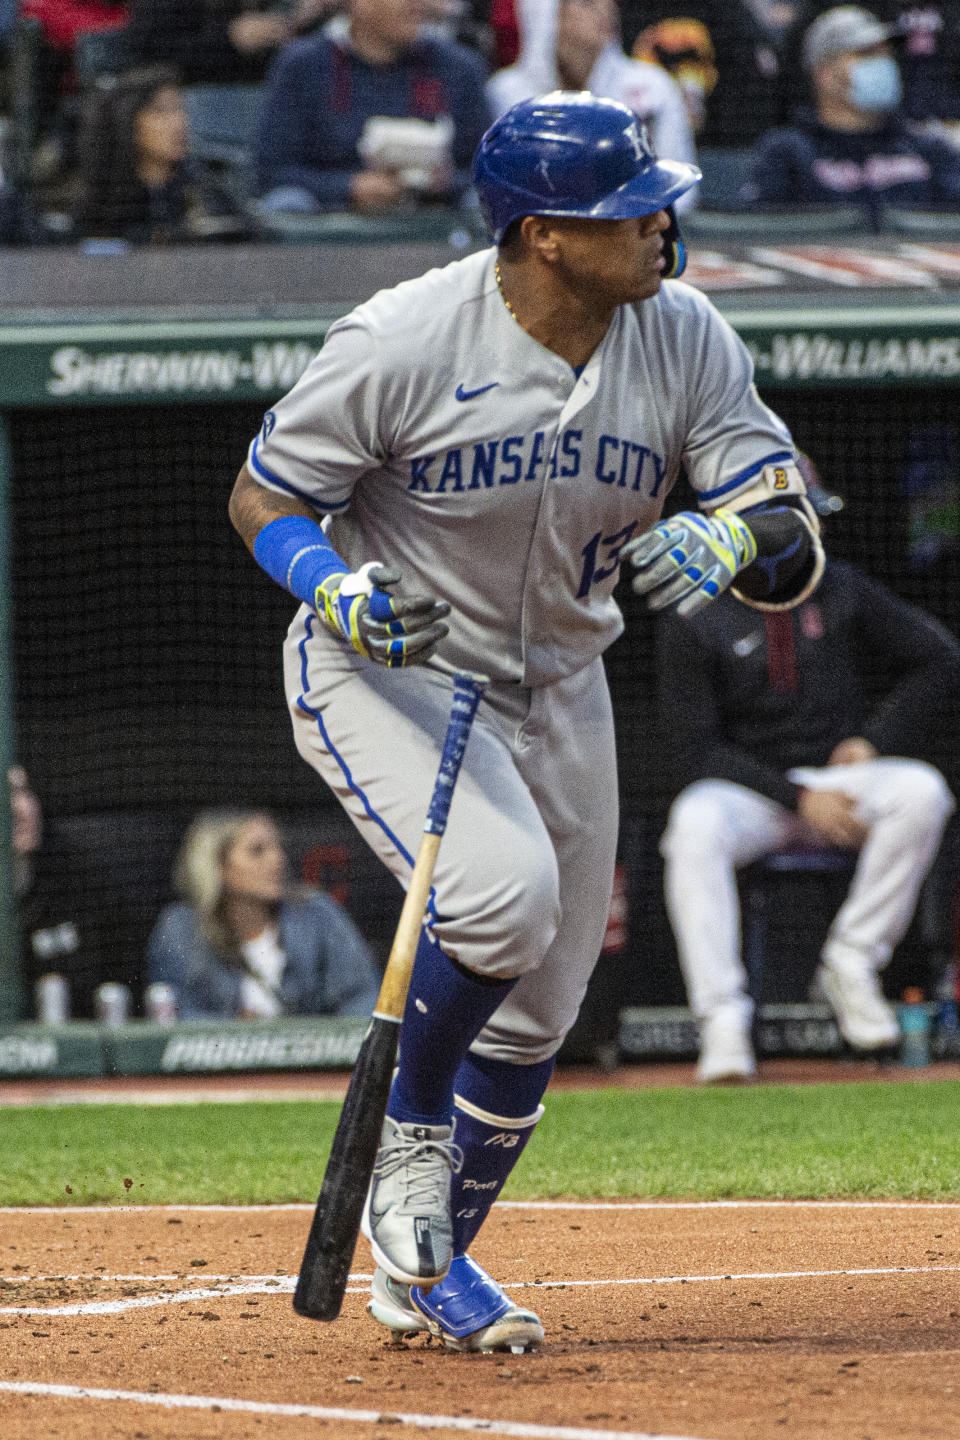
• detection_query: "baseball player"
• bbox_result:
[229,91,824,1353]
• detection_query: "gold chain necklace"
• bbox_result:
[495,260,521,326]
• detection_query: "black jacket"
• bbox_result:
[745,108,960,221]
[653,560,960,810]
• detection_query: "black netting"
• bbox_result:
[609,383,960,811]
[607,383,960,1010]
[8,384,960,1018]
[10,401,310,813]
[9,400,394,1017]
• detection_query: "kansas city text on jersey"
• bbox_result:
[407,429,668,497]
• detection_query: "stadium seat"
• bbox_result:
[74,27,134,88]
[695,147,756,211]
[0,0,17,44]
[740,847,856,1005]
[184,83,264,166]
[183,82,264,205]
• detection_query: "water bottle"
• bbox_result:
[144,982,178,1025]
[94,982,133,1027]
[35,973,70,1024]
[898,987,931,1068]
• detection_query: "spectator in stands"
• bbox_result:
[487,0,698,203]
[73,65,253,242]
[11,766,133,1019]
[126,0,336,85]
[745,5,960,220]
[620,1,784,145]
[783,2,960,127]
[146,810,381,1020]
[654,468,960,1083]
[254,0,490,214]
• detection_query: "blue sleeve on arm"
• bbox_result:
[252,515,347,606]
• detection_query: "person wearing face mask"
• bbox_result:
[743,5,960,220]
[783,2,960,128]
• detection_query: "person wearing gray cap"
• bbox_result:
[743,3,960,221]
[784,2,960,126]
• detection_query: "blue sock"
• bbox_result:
[388,931,516,1128]
[449,1050,555,1254]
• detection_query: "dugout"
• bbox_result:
[0,232,959,1056]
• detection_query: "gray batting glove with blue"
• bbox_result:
[316,562,450,668]
[624,508,758,618]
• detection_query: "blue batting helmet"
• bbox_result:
[472,91,701,277]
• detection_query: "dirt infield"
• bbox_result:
[2,1198,959,1440]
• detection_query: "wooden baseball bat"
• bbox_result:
[292,665,487,1322]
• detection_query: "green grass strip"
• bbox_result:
[0,1081,958,1207]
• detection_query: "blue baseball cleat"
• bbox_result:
[367,1253,544,1353]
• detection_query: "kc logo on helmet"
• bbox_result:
[484,1131,520,1148]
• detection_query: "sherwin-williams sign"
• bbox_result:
[0,319,336,407]
[5,306,960,406]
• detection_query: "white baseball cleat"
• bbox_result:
[360,1115,462,1286]
[696,1002,757,1084]
[815,959,900,1050]
[368,1256,544,1353]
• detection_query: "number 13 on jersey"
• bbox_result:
[577,522,639,599]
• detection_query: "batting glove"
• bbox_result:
[315,562,450,668]
[623,508,758,618]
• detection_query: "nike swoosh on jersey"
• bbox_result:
[455,382,500,401]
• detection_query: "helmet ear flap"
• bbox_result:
[660,206,686,279]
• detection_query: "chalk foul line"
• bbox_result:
[0,1380,712,1440]
[3,1264,960,1318]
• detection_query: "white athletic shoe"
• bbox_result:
[367,1258,544,1354]
[360,1116,462,1286]
[815,958,900,1050]
[696,1003,757,1084]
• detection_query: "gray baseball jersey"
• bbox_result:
[248,246,794,689]
[247,246,797,1062]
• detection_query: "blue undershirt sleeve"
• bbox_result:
[252,515,346,606]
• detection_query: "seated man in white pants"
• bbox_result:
[655,479,960,1082]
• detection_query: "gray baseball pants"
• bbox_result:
[283,606,619,1064]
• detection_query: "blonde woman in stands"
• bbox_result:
[146,810,380,1019]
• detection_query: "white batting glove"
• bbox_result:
[623,508,758,618]
[316,562,450,668]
